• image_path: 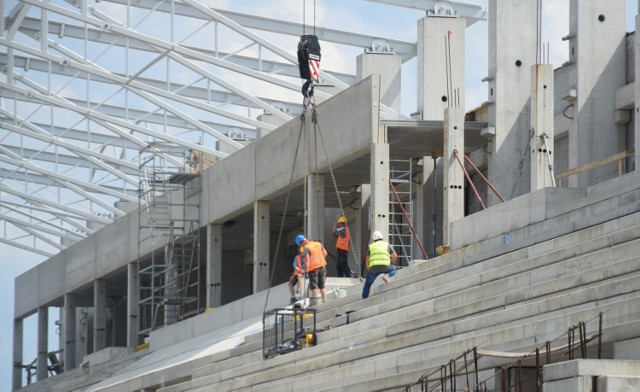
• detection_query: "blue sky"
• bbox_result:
[1,0,639,389]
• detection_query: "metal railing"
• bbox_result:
[402,313,603,392]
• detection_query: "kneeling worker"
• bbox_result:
[362,230,397,299]
[289,246,305,304]
[295,234,328,307]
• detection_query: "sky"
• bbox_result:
[1,0,639,390]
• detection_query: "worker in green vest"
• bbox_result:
[362,230,397,299]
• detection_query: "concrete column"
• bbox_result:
[206,223,222,308]
[126,262,138,348]
[94,279,107,352]
[531,64,555,191]
[418,16,465,121]
[413,157,427,261]
[253,200,270,293]
[443,108,465,246]
[63,293,77,370]
[307,174,325,243]
[13,318,23,390]
[356,184,371,276]
[487,0,537,203]
[371,142,390,238]
[357,51,402,112]
[414,156,437,259]
[568,0,626,187]
[37,306,48,381]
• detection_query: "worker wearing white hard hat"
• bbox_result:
[362,230,397,299]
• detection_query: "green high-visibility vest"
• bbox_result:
[368,241,391,267]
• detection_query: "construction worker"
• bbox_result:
[362,230,397,299]
[288,246,306,305]
[295,234,328,307]
[332,216,351,277]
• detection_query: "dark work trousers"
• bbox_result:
[336,249,350,277]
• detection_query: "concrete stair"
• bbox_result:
[153,205,640,391]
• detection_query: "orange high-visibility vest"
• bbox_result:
[305,241,327,272]
[336,228,350,251]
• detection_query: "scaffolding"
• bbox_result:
[389,159,413,267]
[137,144,202,338]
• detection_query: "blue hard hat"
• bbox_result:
[295,234,306,246]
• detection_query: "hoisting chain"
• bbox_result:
[262,110,307,314]
[311,105,362,276]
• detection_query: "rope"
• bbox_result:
[311,105,362,275]
[453,149,486,210]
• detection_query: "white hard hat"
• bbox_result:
[371,230,383,241]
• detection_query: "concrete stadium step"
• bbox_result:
[254,294,640,392]
[156,209,640,392]
[194,234,640,390]
[209,262,640,391]
[314,210,640,328]
[447,185,640,270]
[159,215,640,392]
[320,217,640,332]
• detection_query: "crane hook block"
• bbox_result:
[297,35,321,82]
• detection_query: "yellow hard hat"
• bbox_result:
[337,216,347,223]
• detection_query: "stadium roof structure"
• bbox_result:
[0,0,486,257]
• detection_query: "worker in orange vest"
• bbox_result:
[332,216,351,277]
[295,234,328,307]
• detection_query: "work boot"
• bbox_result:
[382,274,391,284]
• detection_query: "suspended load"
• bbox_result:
[297,35,321,98]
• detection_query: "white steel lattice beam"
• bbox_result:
[365,0,488,26]
[0,0,435,257]
[101,0,418,62]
